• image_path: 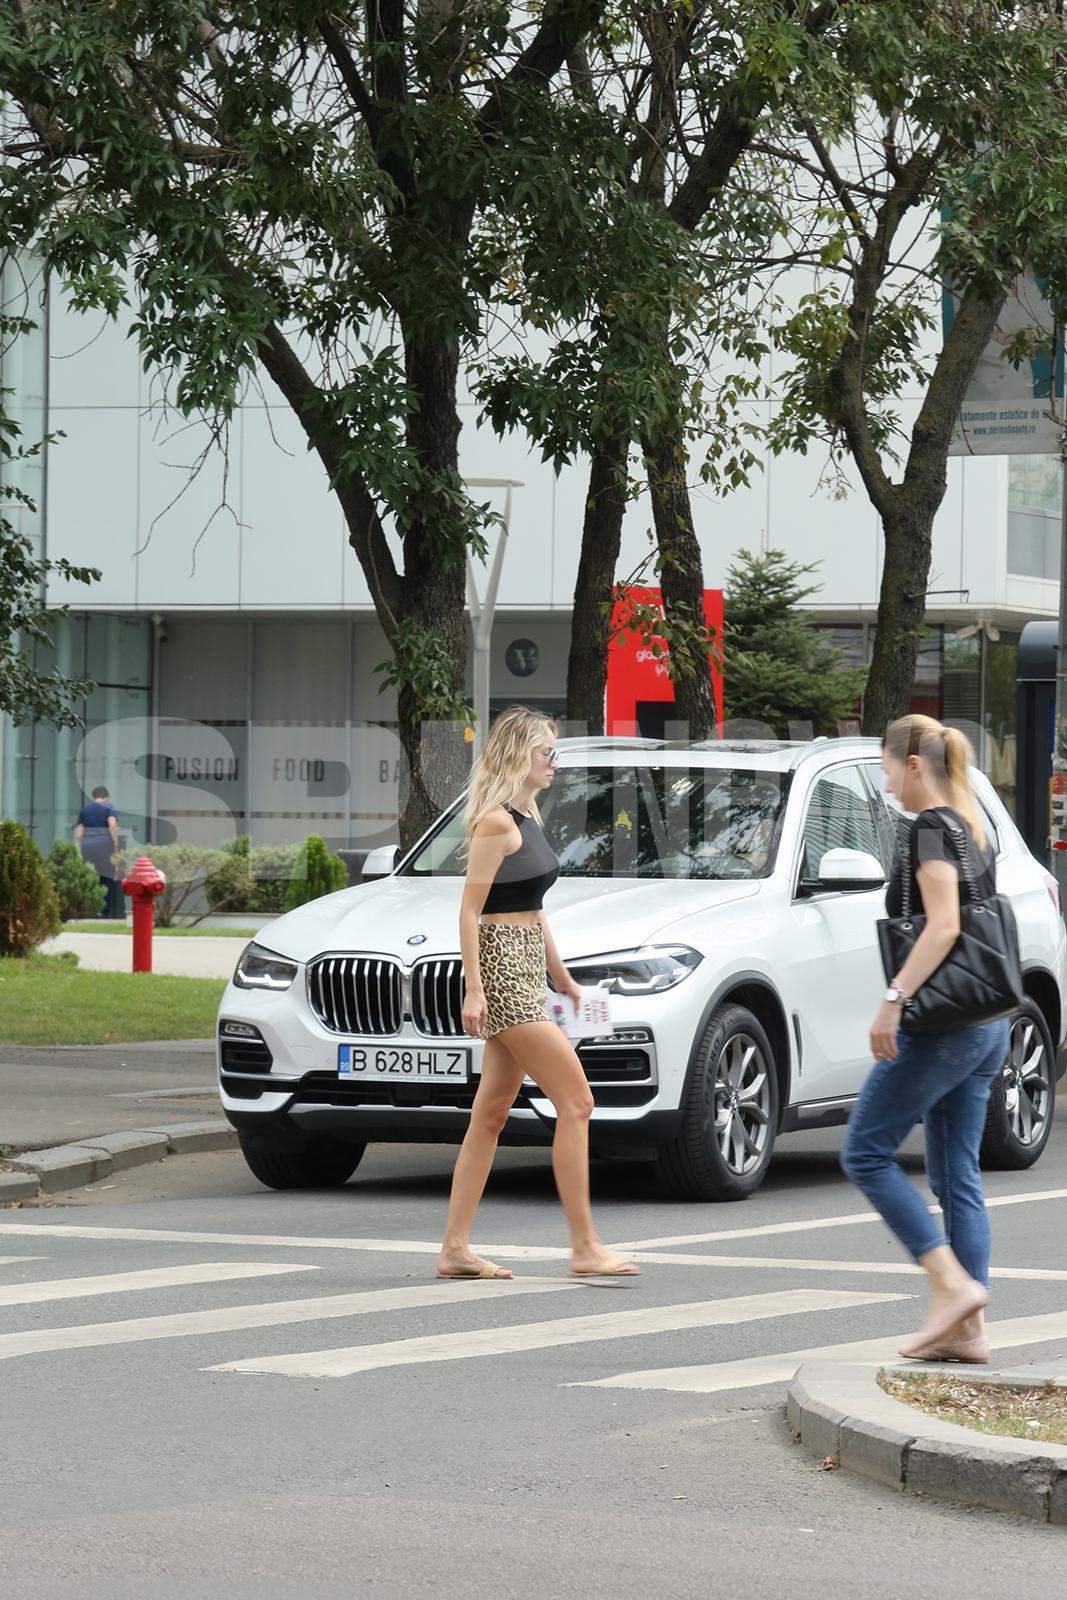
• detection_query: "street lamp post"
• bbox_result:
[464,477,523,762]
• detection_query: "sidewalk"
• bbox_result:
[0,1038,219,1153]
[40,932,243,980]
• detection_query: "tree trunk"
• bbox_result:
[857,286,1005,738]
[641,410,717,742]
[566,432,629,731]
[393,565,469,850]
[861,498,936,736]
[385,331,470,850]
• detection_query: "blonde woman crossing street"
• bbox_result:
[436,705,639,1282]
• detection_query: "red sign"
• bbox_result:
[605,586,724,737]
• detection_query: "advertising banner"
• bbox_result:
[946,271,1063,455]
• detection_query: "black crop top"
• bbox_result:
[481,803,560,914]
[884,805,996,919]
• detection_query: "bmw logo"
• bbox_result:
[407,933,427,946]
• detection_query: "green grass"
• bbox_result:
[61,921,257,938]
[0,954,226,1045]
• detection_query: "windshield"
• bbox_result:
[402,764,787,881]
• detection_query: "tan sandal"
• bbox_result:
[571,1255,640,1278]
[897,1282,988,1358]
[905,1334,989,1364]
[436,1259,514,1280]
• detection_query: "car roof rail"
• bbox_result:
[786,734,882,769]
[687,737,805,752]
[555,735,667,749]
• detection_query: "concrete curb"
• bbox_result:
[787,1362,1067,1522]
[0,1118,239,1199]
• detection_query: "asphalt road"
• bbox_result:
[1,1099,1066,1599]
[0,1040,219,1150]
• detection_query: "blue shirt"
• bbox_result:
[76,801,117,869]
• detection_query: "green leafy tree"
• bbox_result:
[722,549,867,735]
[45,838,107,920]
[764,1,1067,732]
[0,819,61,955]
[0,2,612,846]
[285,834,347,910]
[475,2,842,736]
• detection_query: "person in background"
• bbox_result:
[75,786,123,919]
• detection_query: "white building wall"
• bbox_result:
[41,282,1032,622]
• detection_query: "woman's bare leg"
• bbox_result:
[505,1020,636,1274]
[437,1036,525,1277]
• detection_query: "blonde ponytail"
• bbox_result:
[941,725,987,853]
[883,714,986,852]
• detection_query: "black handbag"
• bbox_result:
[876,809,1023,1033]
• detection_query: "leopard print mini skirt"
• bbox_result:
[477,920,548,1038]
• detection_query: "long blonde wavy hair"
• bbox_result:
[882,714,986,852]
[462,705,559,851]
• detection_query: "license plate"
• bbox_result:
[337,1044,471,1083]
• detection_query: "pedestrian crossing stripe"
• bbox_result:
[0,1261,317,1309]
[0,1277,573,1361]
[205,1289,910,1379]
[0,1256,45,1266]
[570,1307,1067,1394]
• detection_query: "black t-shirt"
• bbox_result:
[884,805,996,920]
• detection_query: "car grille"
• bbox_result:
[411,959,464,1037]
[306,954,466,1036]
[307,956,403,1035]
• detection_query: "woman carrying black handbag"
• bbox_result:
[841,714,1021,1363]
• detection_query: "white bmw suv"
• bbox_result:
[217,736,1067,1201]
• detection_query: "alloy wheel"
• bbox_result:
[1001,1013,1051,1148]
[713,1031,772,1175]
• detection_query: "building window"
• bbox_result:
[0,613,152,857]
[942,630,981,728]
[1008,456,1060,580]
[910,626,943,721]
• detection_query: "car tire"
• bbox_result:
[238,1134,367,1190]
[654,1002,780,1201]
[979,999,1056,1170]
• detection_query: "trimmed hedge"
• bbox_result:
[46,838,107,920]
[285,834,348,910]
[0,820,62,955]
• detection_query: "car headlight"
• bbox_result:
[566,945,703,995]
[233,941,298,991]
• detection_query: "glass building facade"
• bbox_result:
[1,614,152,857]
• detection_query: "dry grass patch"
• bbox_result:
[879,1369,1067,1445]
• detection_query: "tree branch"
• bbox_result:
[477,0,609,136]
[253,317,402,625]
[903,276,1005,488]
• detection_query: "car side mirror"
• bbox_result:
[361,844,398,881]
[800,847,886,895]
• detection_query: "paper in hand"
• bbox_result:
[545,985,614,1039]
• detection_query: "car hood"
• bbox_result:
[254,874,762,964]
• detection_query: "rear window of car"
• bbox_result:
[403,764,788,881]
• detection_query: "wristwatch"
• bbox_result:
[884,985,911,1006]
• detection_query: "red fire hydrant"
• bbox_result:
[121,856,167,973]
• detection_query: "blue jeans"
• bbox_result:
[840,1018,1009,1287]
